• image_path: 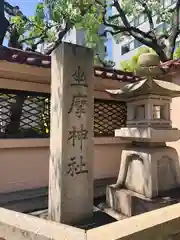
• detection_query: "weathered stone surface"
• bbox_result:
[0,207,86,240]
[106,69,180,218]
[136,53,162,77]
[49,43,94,225]
[114,146,180,198]
[138,53,160,67]
[115,127,180,142]
[87,203,180,240]
[106,186,179,217]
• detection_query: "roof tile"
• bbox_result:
[0,46,140,82]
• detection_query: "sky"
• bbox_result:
[7,0,38,16]
[3,0,38,46]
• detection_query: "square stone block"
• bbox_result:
[106,186,179,217]
[115,127,180,142]
[115,146,180,198]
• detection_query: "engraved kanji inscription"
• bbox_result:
[71,66,87,87]
[68,124,88,150]
[67,156,88,177]
[68,94,87,118]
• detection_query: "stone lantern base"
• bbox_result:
[106,145,180,217]
[106,185,180,217]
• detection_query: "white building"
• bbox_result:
[110,0,179,69]
[63,26,107,62]
[40,27,87,54]
[63,28,86,46]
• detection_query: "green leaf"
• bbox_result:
[120,47,156,72]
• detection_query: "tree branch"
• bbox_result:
[4,1,48,33]
[168,0,180,58]
[112,0,154,41]
[4,1,28,20]
[109,0,167,61]
[108,14,121,21]
[19,34,45,44]
[95,53,115,68]
[44,21,72,54]
[136,0,155,32]
[101,0,153,47]
[44,3,94,54]
[0,0,9,45]
[100,29,123,37]
[113,0,131,27]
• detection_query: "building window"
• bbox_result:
[164,0,171,8]
[130,20,134,26]
[139,14,145,25]
[144,15,148,21]
[121,45,130,55]
[134,40,143,49]
[105,38,113,60]
[134,14,146,27]
[106,5,112,17]
[121,41,134,55]
[129,41,134,51]
[155,23,165,35]
[121,40,143,55]
[163,23,170,31]
[176,40,180,49]
[134,17,139,27]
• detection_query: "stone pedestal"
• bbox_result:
[116,146,180,198]
[106,144,180,216]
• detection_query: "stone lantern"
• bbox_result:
[106,54,180,217]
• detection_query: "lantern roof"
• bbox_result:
[106,77,180,99]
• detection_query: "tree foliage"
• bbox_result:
[2,0,104,54]
[120,47,149,72]
[96,0,180,62]
[173,44,180,59]
[121,43,180,73]
[1,0,180,62]
[120,47,156,72]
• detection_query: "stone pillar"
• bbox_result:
[48,43,94,225]
[146,101,152,120]
[127,103,134,121]
[162,103,170,120]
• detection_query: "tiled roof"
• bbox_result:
[0,46,139,82]
[94,66,140,82]
[2,46,179,81]
[0,46,51,68]
[161,59,180,69]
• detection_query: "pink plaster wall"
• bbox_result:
[167,96,180,155]
[167,76,180,155]
[0,62,128,193]
[93,141,126,179]
[0,146,49,193]
[0,138,126,193]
